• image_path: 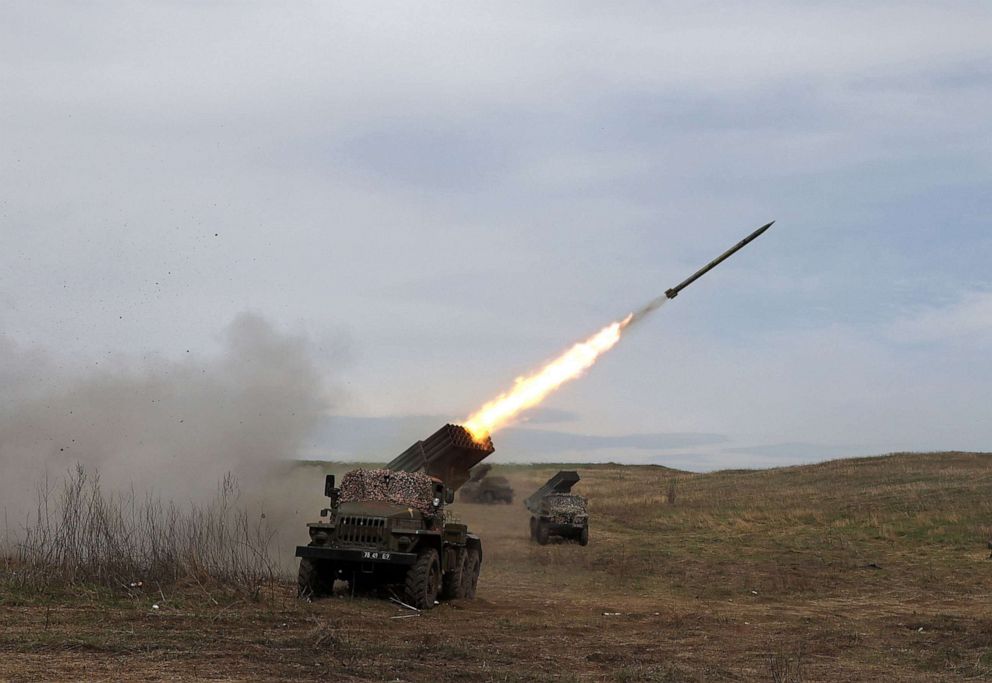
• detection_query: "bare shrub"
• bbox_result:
[8,465,276,595]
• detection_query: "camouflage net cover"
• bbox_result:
[339,469,439,516]
[544,494,588,523]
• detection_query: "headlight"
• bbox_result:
[309,529,330,544]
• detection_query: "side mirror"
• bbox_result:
[445,488,455,505]
[324,474,336,498]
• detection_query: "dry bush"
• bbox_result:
[6,465,276,595]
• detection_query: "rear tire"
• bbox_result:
[441,550,467,600]
[529,517,537,541]
[536,521,550,545]
[461,547,481,599]
[298,558,335,599]
[579,525,589,546]
[405,548,441,609]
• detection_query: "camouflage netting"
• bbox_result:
[545,494,588,523]
[339,469,439,516]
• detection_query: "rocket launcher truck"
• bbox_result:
[525,470,589,546]
[459,463,514,504]
[296,424,494,609]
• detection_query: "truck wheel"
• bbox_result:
[529,517,537,540]
[461,548,481,599]
[298,558,334,599]
[536,521,550,545]
[579,525,589,546]
[482,490,495,504]
[441,550,467,600]
[405,548,441,609]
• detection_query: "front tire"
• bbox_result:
[536,521,550,545]
[298,558,335,599]
[579,525,589,546]
[405,548,441,609]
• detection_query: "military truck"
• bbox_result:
[296,424,494,609]
[459,463,514,504]
[524,470,589,546]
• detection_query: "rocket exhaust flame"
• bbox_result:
[463,316,632,442]
[463,220,774,442]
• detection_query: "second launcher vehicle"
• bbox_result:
[525,471,589,546]
[459,463,514,504]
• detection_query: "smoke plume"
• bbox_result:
[0,313,330,548]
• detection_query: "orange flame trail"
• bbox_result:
[464,314,634,442]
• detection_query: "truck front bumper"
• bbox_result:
[295,545,417,566]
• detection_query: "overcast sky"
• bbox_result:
[2,2,990,470]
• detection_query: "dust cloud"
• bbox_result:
[0,313,333,556]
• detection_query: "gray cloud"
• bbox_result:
[1,2,989,474]
[309,414,725,463]
[722,442,865,462]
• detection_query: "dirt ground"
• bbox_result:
[2,453,992,681]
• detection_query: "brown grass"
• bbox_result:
[5,466,277,596]
[2,451,992,681]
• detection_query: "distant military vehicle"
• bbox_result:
[459,463,514,504]
[296,424,494,609]
[524,471,589,546]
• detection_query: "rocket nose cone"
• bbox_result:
[747,221,775,240]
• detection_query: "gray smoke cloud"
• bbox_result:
[0,313,331,550]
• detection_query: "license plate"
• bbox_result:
[361,551,391,560]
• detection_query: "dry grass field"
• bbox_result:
[2,452,992,681]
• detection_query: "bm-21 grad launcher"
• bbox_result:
[525,471,589,546]
[296,424,494,609]
[460,463,515,504]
